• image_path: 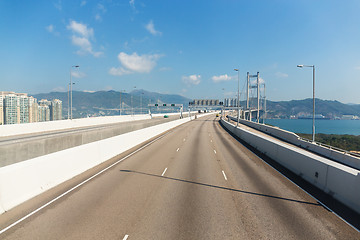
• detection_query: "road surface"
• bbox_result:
[0,114,358,239]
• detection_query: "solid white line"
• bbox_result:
[176,148,180,152]
[214,150,217,154]
[0,131,171,236]
[161,167,168,176]
[123,234,129,240]
[222,170,227,181]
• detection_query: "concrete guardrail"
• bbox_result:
[227,116,360,170]
[0,112,214,214]
[221,118,360,214]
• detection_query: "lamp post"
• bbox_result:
[69,65,79,120]
[131,86,136,115]
[119,90,125,115]
[297,64,315,142]
[234,68,240,126]
[140,92,144,114]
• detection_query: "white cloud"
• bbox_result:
[211,74,235,83]
[95,14,102,22]
[46,24,54,33]
[71,71,86,78]
[54,0,62,10]
[109,67,132,76]
[182,74,201,85]
[52,86,65,92]
[250,77,265,85]
[355,66,360,70]
[80,1,86,6]
[109,52,162,76]
[67,20,103,57]
[67,20,93,38]
[97,3,106,13]
[145,20,162,36]
[129,0,135,9]
[275,72,288,78]
[118,52,161,73]
[83,90,95,93]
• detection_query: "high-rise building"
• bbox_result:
[18,94,30,123]
[0,93,5,125]
[51,99,62,121]
[38,99,51,122]
[29,96,38,123]
[4,93,20,124]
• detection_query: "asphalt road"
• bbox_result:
[0,115,359,239]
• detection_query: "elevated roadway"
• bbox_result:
[0,115,358,239]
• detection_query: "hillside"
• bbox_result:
[31,90,360,119]
[32,90,192,118]
[266,98,360,119]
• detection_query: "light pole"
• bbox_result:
[140,92,144,114]
[297,64,315,142]
[234,68,240,126]
[70,65,79,120]
[119,90,125,115]
[131,86,136,115]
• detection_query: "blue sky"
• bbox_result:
[1,0,360,103]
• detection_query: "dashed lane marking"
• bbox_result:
[161,168,168,176]
[222,170,228,181]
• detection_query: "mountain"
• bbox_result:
[265,98,360,119]
[31,90,360,120]
[32,90,192,119]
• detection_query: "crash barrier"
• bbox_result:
[0,112,214,214]
[0,115,150,138]
[221,119,360,214]
[0,113,194,168]
[227,116,360,170]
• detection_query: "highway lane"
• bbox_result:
[0,115,359,239]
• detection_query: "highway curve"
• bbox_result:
[0,114,358,239]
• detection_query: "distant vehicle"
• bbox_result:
[164,115,169,118]
[198,110,201,113]
[216,114,219,117]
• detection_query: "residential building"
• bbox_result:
[51,99,62,121]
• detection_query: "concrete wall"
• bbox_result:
[0,112,214,214]
[0,114,151,137]
[228,116,360,170]
[0,117,181,168]
[221,119,360,214]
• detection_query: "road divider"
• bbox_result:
[0,112,214,214]
[221,118,360,214]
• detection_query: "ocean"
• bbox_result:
[265,119,360,135]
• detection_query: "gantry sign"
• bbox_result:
[148,103,184,118]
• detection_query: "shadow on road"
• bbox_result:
[119,169,321,207]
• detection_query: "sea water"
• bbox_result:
[265,119,360,135]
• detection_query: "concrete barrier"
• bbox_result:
[228,116,360,170]
[0,112,214,214]
[0,115,151,138]
[221,118,360,214]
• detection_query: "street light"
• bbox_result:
[69,65,79,120]
[234,68,240,127]
[140,92,144,114]
[131,86,136,115]
[297,64,316,142]
[119,90,126,115]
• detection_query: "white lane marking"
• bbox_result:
[161,168,168,176]
[0,131,172,236]
[176,148,180,152]
[123,235,129,240]
[214,150,217,154]
[222,170,228,181]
